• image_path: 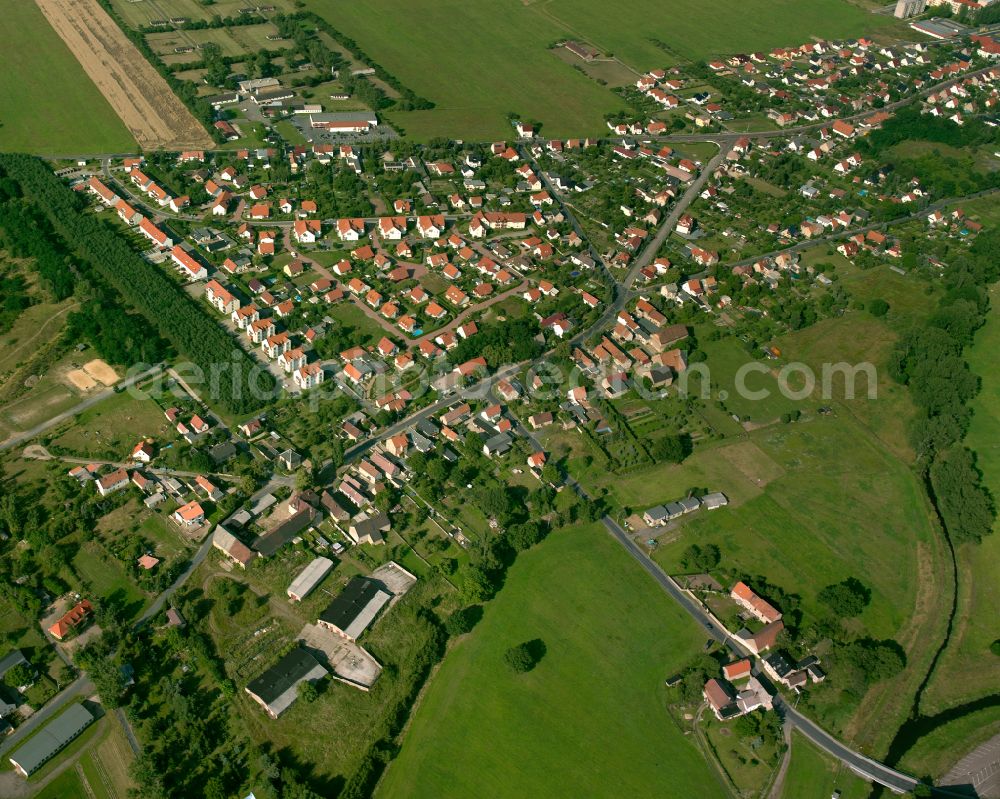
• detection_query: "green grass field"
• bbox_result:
[72,543,149,621]
[0,0,134,155]
[920,283,1000,714]
[305,0,899,140]
[307,0,626,140]
[48,391,173,460]
[650,415,936,643]
[780,732,871,799]
[536,0,901,66]
[377,523,725,799]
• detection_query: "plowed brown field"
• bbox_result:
[33,0,213,150]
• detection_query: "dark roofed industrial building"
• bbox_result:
[244,649,328,719]
[318,576,392,641]
[252,506,317,557]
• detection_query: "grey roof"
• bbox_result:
[678,496,701,513]
[764,652,794,678]
[644,505,669,522]
[0,650,29,680]
[349,512,390,544]
[287,557,335,600]
[702,492,728,509]
[484,433,512,454]
[9,703,94,775]
[253,507,316,556]
[245,649,327,718]
[415,418,439,437]
[210,442,238,463]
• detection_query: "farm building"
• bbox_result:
[245,649,328,719]
[287,557,335,602]
[318,576,392,642]
[9,703,94,776]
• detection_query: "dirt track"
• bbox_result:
[33,0,213,150]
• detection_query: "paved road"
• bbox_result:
[599,516,922,795]
[135,532,217,628]
[566,146,729,352]
[344,360,528,463]
[0,364,164,453]
[0,676,96,758]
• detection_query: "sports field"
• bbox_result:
[377,523,725,799]
[0,0,134,154]
[306,0,900,139]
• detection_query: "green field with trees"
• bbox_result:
[894,283,1000,775]
[0,0,134,155]
[305,0,897,139]
[377,523,725,798]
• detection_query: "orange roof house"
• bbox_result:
[731,581,782,624]
[49,600,94,640]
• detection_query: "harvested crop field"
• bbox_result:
[33,0,213,150]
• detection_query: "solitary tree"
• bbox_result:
[504,643,535,673]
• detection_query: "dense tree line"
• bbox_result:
[67,298,168,367]
[0,195,76,301]
[889,228,1000,544]
[0,155,274,413]
[867,107,1000,152]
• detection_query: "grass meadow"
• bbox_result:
[780,732,871,799]
[0,0,134,155]
[305,0,900,140]
[376,523,726,799]
[648,415,936,643]
[573,295,950,751]
[48,391,173,460]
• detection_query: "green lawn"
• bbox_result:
[651,416,935,643]
[306,0,899,140]
[647,411,948,747]
[327,301,392,348]
[32,767,88,799]
[377,523,725,799]
[920,283,1000,714]
[689,333,806,424]
[71,543,149,621]
[780,732,871,799]
[0,0,134,155]
[49,391,174,460]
